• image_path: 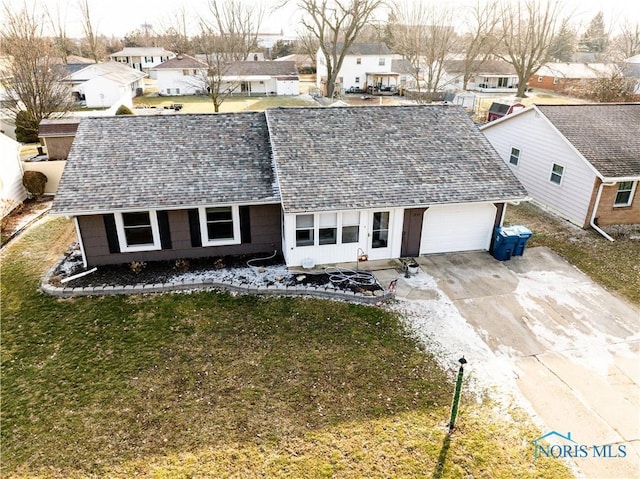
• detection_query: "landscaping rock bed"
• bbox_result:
[43,245,389,303]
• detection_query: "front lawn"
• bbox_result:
[133,94,316,113]
[1,218,571,478]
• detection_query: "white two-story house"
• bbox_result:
[109,47,175,76]
[316,42,400,95]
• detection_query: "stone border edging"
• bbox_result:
[41,256,395,305]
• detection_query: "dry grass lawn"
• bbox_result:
[0,217,573,478]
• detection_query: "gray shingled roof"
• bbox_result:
[537,104,640,178]
[152,54,207,70]
[332,42,392,56]
[224,61,298,77]
[266,105,527,213]
[51,113,279,215]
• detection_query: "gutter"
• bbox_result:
[590,181,616,242]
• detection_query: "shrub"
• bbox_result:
[174,258,190,272]
[115,105,133,115]
[15,111,39,143]
[22,171,48,199]
[129,261,146,274]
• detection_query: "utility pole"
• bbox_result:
[448,356,467,434]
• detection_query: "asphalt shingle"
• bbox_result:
[266,105,527,213]
[51,113,279,215]
[536,104,640,178]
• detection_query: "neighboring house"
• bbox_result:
[486,102,525,122]
[481,104,640,230]
[531,62,620,93]
[152,54,208,96]
[65,62,147,108]
[38,118,80,160]
[222,61,299,96]
[0,133,27,215]
[622,54,640,94]
[443,60,519,93]
[153,58,300,96]
[275,53,315,72]
[109,47,175,75]
[316,43,399,95]
[51,105,526,268]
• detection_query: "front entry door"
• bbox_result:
[401,208,427,257]
[369,210,392,260]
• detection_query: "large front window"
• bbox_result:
[295,212,361,247]
[115,210,161,252]
[372,211,389,248]
[199,205,240,246]
[614,181,635,206]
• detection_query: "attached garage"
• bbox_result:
[420,203,497,254]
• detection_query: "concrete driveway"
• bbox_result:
[376,247,640,479]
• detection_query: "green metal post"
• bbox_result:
[448,356,467,434]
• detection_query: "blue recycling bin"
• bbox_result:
[492,227,520,261]
[511,225,533,256]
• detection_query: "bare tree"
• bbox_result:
[610,20,640,59]
[388,0,457,102]
[159,7,194,55]
[497,0,561,98]
[458,0,502,90]
[195,0,265,112]
[295,29,320,65]
[0,3,73,142]
[46,1,73,63]
[79,0,103,62]
[297,0,384,98]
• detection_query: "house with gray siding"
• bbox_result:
[481,104,640,231]
[51,105,526,268]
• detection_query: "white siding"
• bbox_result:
[283,208,403,267]
[157,70,204,95]
[0,134,27,214]
[482,109,598,226]
[82,77,132,108]
[276,79,299,95]
[420,203,496,254]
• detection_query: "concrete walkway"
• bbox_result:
[375,247,640,479]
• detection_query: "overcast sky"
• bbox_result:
[1,0,639,39]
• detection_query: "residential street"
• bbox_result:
[376,247,640,479]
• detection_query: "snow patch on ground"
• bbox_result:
[387,271,525,407]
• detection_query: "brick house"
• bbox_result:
[481,104,640,234]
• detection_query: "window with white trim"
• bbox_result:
[199,206,241,246]
[378,57,385,66]
[355,76,360,84]
[356,57,361,64]
[614,181,635,206]
[537,76,543,82]
[550,163,564,185]
[341,211,360,243]
[296,214,314,246]
[509,147,521,166]
[295,212,361,247]
[115,211,161,252]
[319,213,337,245]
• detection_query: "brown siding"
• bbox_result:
[79,204,283,266]
[43,136,75,160]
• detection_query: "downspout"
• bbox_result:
[590,181,616,242]
[73,216,89,268]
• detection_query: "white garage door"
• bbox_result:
[420,203,497,254]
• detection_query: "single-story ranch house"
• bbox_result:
[51,105,527,268]
[481,103,640,231]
